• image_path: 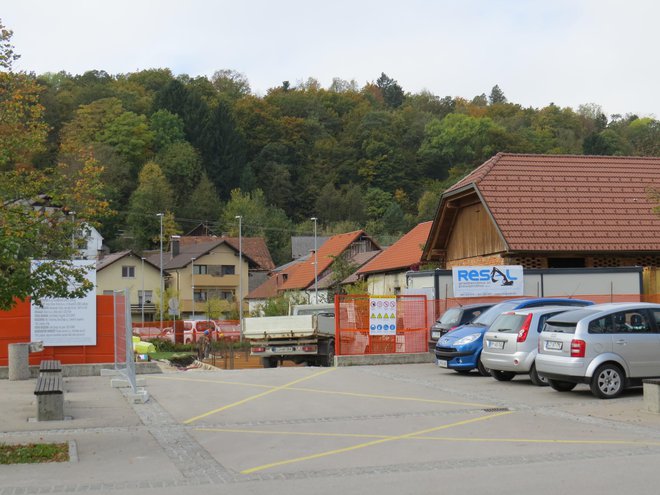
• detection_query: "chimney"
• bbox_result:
[171,235,180,258]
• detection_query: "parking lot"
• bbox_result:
[4,363,660,494]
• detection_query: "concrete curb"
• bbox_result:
[0,361,163,379]
[335,352,435,366]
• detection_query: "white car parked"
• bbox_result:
[536,302,660,399]
[481,307,575,386]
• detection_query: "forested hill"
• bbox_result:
[31,69,660,263]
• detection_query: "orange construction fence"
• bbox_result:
[0,296,116,366]
[335,294,430,356]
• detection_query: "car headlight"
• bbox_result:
[453,333,482,346]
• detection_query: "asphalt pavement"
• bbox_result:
[3,362,660,495]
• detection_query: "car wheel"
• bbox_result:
[548,379,577,392]
[490,369,515,381]
[590,363,625,399]
[529,363,549,387]
[477,355,490,377]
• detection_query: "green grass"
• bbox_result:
[0,443,69,464]
[149,351,194,361]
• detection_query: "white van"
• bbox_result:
[537,302,660,399]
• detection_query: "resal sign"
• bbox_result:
[452,265,524,298]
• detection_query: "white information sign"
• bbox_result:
[452,265,524,298]
[369,296,397,335]
[31,260,97,346]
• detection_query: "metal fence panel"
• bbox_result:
[335,294,429,355]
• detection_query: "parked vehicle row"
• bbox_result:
[434,298,593,376]
[433,299,660,399]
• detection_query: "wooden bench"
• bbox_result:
[39,359,62,373]
[34,373,64,421]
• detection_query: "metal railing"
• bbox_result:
[113,289,137,392]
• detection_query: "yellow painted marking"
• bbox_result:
[417,436,660,447]
[149,375,273,389]
[291,387,493,408]
[197,427,660,448]
[197,427,389,440]
[183,368,336,424]
[240,410,513,474]
[150,374,494,408]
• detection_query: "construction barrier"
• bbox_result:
[335,294,429,356]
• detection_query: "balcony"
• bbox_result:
[192,274,239,287]
[130,303,156,314]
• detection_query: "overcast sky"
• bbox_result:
[3,0,659,118]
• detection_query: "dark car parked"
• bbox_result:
[428,303,495,353]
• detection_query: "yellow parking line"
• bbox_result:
[417,436,660,447]
[183,368,336,424]
[197,427,390,440]
[197,426,660,448]
[240,410,513,474]
[149,375,273,389]
[291,387,493,408]
[151,375,494,408]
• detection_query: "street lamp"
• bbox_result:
[141,257,145,326]
[156,212,164,328]
[235,215,243,338]
[311,217,318,304]
[191,257,196,321]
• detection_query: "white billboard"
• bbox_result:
[31,260,97,346]
[452,265,524,298]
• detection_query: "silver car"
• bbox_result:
[481,307,574,386]
[536,302,660,399]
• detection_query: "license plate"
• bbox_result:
[273,346,294,353]
[546,341,562,350]
[487,340,504,349]
[431,331,441,339]
[437,359,448,368]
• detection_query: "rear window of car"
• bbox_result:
[473,302,520,326]
[543,321,578,334]
[489,313,526,333]
[439,308,462,325]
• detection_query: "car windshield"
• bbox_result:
[472,301,519,326]
[490,313,526,333]
[438,308,462,325]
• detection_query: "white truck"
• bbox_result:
[244,304,336,368]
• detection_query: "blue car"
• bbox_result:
[434,298,594,376]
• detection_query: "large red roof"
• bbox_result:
[447,153,660,252]
[280,230,368,290]
[357,222,432,275]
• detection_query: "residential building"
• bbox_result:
[248,230,381,307]
[148,235,274,319]
[422,153,660,269]
[353,221,432,295]
[96,250,162,322]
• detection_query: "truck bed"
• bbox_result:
[243,314,334,339]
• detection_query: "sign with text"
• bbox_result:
[31,260,97,346]
[452,265,524,298]
[369,296,397,335]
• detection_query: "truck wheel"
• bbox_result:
[262,357,278,368]
[324,339,335,367]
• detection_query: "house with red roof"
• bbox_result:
[352,222,432,295]
[246,230,380,310]
[146,234,275,319]
[422,153,660,270]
